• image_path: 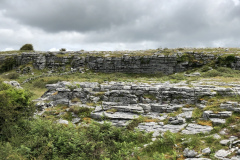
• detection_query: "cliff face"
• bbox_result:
[1,51,235,74]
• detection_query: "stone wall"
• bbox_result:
[1,51,240,74]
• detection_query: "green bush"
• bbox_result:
[201,69,222,77]
[20,44,34,51]
[216,55,236,67]
[201,66,211,72]
[0,57,16,73]
[60,48,66,51]
[0,81,34,139]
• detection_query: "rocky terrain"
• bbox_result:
[1,48,240,159]
[31,79,239,160]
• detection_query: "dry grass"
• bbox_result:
[143,118,159,123]
[52,91,58,95]
[197,120,213,126]
[106,108,117,113]
[83,117,92,124]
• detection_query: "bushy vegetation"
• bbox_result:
[20,44,34,51]
[0,118,152,160]
[3,72,20,79]
[0,81,35,139]
[202,67,240,78]
[60,48,66,51]
[0,57,17,73]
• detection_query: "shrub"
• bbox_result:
[0,81,34,139]
[60,48,66,51]
[0,57,16,73]
[201,66,211,72]
[20,44,34,51]
[0,118,151,159]
[216,55,236,67]
[201,69,222,77]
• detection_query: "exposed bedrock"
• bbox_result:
[35,81,240,135]
[2,51,240,74]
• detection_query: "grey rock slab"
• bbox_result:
[137,122,187,135]
[110,105,144,113]
[202,147,211,155]
[219,128,228,135]
[178,111,193,119]
[72,118,81,124]
[91,112,104,119]
[210,118,226,125]
[183,148,198,158]
[231,156,240,160]
[213,133,221,139]
[57,119,69,125]
[182,123,213,134]
[54,99,69,105]
[215,149,231,159]
[229,136,238,141]
[104,112,139,120]
[162,124,187,133]
[220,139,230,145]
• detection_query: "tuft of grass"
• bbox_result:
[143,94,157,100]
[106,108,117,113]
[68,106,94,118]
[197,120,212,126]
[71,97,81,103]
[192,108,203,119]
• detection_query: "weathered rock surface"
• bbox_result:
[181,123,213,134]
[32,80,240,159]
[3,51,240,75]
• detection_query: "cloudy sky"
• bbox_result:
[0,0,240,51]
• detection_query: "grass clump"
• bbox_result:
[201,67,240,78]
[197,120,212,126]
[143,94,157,100]
[3,72,20,79]
[192,108,203,119]
[68,106,94,118]
[142,131,179,159]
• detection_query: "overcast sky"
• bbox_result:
[0,0,240,51]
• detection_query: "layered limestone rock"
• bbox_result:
[3,51,240,74]
[35,81,240,135]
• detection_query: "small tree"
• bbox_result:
[60,48,66,51]
[20,44,34,51]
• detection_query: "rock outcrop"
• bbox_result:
[2,51,240,74]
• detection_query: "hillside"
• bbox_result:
[0,48,240,160]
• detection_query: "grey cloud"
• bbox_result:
[1,0,240,50]
[3,0,150,33]
[82,0,240,47]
